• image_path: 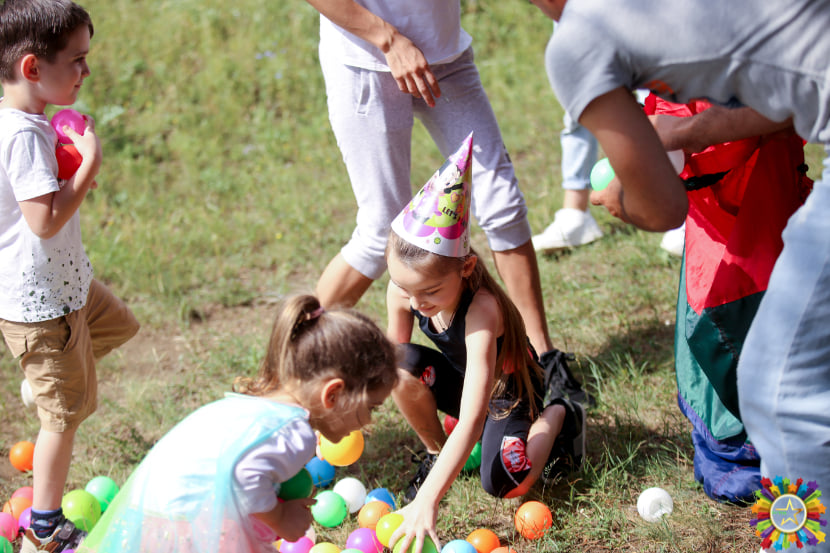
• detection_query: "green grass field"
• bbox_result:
[2,1,823,551]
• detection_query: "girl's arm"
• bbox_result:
[393,291,502,553]
[386,280,415,344]
[251,497,316,543]
[579,86,688,231]
[303,0,440,106]
[18,120,101,239]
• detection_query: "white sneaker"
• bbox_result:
[659,222,686,257]
[532,208,603,253]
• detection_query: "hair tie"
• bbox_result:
[306,306,325,321]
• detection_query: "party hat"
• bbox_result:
[391,132,473,257]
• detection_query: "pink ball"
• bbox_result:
[0,513,16,541]
[346,527,382,553]
[280,536,314,553]
[51,109,86,144]
[11,487,33,502]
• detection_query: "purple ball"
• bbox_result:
[280,536,314,553]
[51,109,85,144]
[346,527,382,553]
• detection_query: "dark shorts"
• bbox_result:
[400,343,544,497]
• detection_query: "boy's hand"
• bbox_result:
[383,34,441,108]
[63,116,102,179]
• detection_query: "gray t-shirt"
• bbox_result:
[547,0,830,143]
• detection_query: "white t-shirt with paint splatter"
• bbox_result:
[0,108,92,323]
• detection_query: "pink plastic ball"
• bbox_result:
[11,486,33,502]
[0,513,16,541]
[346,527,382,553]
[280,536,314,553]
[51,109,85,144]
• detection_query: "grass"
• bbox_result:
[0,0,816,551]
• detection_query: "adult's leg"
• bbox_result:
[316,48,415,306]
[738,167,830,518]
[416,49,552,353]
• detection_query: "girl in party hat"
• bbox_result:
[385,133,586,552]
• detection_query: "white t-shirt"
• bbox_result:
[547,0,830,144]
[0,108,92,322]
[318,0,472,71]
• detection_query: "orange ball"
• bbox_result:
[9,441,35,472]
[466,528,500,553]
[357,500,390,529]
[514,500,552,540]
[3,496,32,519]
[492,548,518,553]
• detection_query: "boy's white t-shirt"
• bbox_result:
[0,108,92,323]
[318,0,472,70]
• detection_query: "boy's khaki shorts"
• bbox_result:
[0,279,139,432]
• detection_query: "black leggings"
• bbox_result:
[401,344,544,497]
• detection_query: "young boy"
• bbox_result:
[0,1,139,551]
[528,0,830,539]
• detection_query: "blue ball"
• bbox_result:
[305,456,335,488]
[441,540,477,553]
[365,487,396,510]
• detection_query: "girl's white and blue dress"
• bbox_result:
[78,393,316,553]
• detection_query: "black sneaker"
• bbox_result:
[539,349,595,407]
[21,518,87,553]
[404,451,437,503]
[543,398,586,484]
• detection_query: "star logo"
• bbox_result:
[750,477,827,550]
[770,494,807,532]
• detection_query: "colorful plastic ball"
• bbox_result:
[357,500,390,529]
[441,539,477,553]
[62,489,101,531]
[11,486,33,502]
[305,456,335,488]
[346,527,382,553]
[20,379,35,408]
[310,490,347,528]
[333,477,367,513]
[18,507,31,534]
[0,513,16,541]
[308,543,340,553]
[319,430,364,466]
[443,414,458,435]
[374,512,403,547]
[462,442,482,472]
[589,158,615,191]
[491,547,518,553]
[280,536,314,553]
[85,476,119,512]
[514,500,552,540]
[9,441,35,472]
[0,536,12,553]
[364,487,396,510]
[51,109,86,144]
[56,144,82,180]
[393,536,438,553]
[466,528,500,553]
[342,550,363,553]
[2,496,31,520]
[279,468,314,500]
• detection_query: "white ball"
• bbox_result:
[20,379,35,408]
[333,477,367,513]
[637,487,673,522]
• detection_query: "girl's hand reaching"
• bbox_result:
[389,499,441,553]
[253,497,316,543]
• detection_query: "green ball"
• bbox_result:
[392,536,438,553]
[62,489,102,531]
[278,468,314,500]
[85,475,119,512]
[0,536,13,553]
[590,157,615,191]
[463,442,482,472]
[310,490,347,528]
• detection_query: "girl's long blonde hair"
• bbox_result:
[234,295,398,412]
[388,232,543,419]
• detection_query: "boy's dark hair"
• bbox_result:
[0,0,93,82]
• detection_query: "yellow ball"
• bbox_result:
[374,512,404,547]
[319,430,364,466]
[309,543,341,553]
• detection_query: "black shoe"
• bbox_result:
[404,451,437,503]
[539,348,595,407]
[543,398,586,484]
